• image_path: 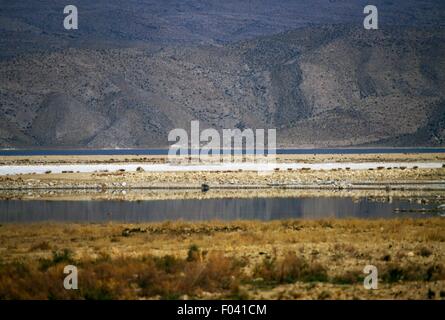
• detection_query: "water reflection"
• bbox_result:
[0,197,439,223]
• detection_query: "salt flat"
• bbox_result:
[0,161,444,176]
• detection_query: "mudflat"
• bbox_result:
[0,153,444,193]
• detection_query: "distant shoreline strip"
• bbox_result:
[0,148,445,156]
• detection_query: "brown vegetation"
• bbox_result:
[0,218,444,299]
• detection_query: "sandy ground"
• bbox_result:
[0,153,443,196]
[1,167,444,194]
[1,161,444,175]
[0,154,443,193]
[1,153,444,165]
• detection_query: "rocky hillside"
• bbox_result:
[1,25,444,148]
[2,0,444,58]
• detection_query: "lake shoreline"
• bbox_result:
[0,153,444,199]
[0,153,444,299]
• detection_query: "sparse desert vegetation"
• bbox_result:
[0,218,443,299]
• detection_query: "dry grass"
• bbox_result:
[253,251,328,284]
[0,218,444,299]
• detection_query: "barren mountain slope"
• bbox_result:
[0,26,444,148]
[2,0,444,58]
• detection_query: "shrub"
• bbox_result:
[332,270,363,285]
[39,249,74,271]
[318,290,331,300]
[381,263,445,283]
[253,252,328,284]
[30,241,51,251]
[187,253,242,291]
[154,255,184,274]
[187,244,200,262]
[52,249,74,264]
[418,247,433,257]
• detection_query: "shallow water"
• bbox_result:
[0,197,441,223]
